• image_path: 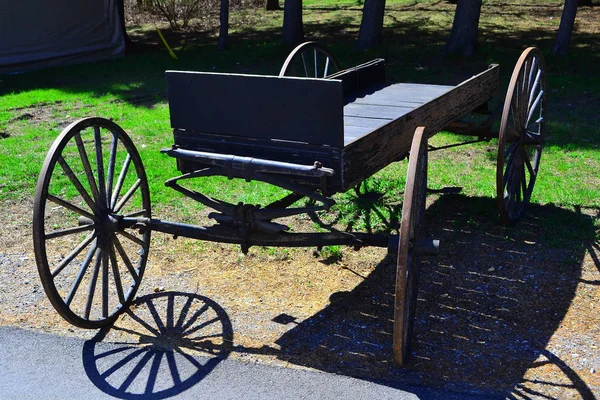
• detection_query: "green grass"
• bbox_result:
[1,0,598,231]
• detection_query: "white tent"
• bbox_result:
[0,0,124,73]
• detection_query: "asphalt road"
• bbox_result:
[0,326,500,399]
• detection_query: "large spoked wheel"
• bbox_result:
[33,117,152,328]
[497,47,546,225]
[279,41,340,78]
[393,127,428,366]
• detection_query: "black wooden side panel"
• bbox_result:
[166,71,345,148]
[326,59,386,98]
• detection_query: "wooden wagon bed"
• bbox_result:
[165,60,499,194]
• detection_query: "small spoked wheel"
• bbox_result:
[394,126,428,366]
[33,117,151,328]
[279,41,340,78]
[497,47,546,224]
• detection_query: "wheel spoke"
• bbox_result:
[47,194,97,221]
[113,179,141,213]
[125,209,148,218]
[524,150,535,177]
[111,154,132,210]
[300,52,308,77]
[94,126,107,209]
[504,141,519,163]
[74,132,100,202]
[106,133,119,206]
[503,143,520,190]
[102,243,110,318]
[527,58,539,96]
[65,239,97,306]
[118,230,146,247]
[314,49,318,78]
[109,243,125,304]
[324,57,330,77]
[113,235,140,282]
[527,69,542,113]
[526,89,544,128]
[51,232,96,277]
[520,159,528,200]
[84,246,103,319]
[57,156,98,214]
[521,60,529,93]
[46,224,94,240]
[521,61,530,109]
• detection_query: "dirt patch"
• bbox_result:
[1,195,598,398]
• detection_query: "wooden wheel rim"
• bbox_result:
[33,117,152,328]
[279,41,340,78]
[394,127,428,366]
[497,47,546,224]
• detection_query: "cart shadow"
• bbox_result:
[268,194,598,398]
[82,291,233,400]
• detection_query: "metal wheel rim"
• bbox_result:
[394,127,427,366]
[279,41,340,78]
[497,47,546,225]
[33,117,152,328]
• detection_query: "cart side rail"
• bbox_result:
[342,64,500,189]
[165,71,345,147]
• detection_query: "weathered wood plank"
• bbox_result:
[349,83,455,104]
[341,65,500,190]
[343,125,372,142]
[349,97,425,108]
[166,71,345,147]
[343,115,391,129]
[344,103,414,120]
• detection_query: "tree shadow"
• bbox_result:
[266,194,598,397]
[82,291,233,399]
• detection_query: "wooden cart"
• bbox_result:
[33,43,546,365]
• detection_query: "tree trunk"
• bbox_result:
[553,0,579,56]
[266,0,281,10]
[117,0,132,49]
[218,0,230,50]
[443,0,482,57]
[356,0,386,50]
[282,0,304,45]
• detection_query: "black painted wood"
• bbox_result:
[344,103,415,120]
[343,115,391,128]
[349,83,455,104]
[166,71,345,147]
[326,59,386,98]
